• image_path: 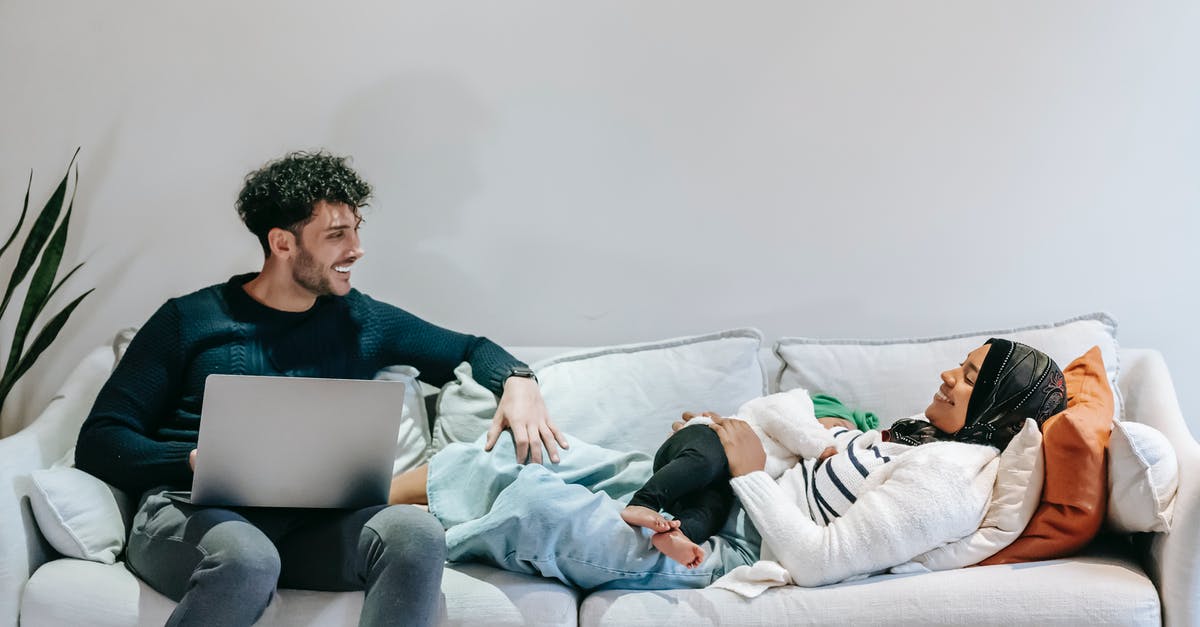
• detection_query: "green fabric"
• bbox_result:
[811,394,879,431]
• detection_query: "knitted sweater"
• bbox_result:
[76,273,523,496]
[715,439,997,594]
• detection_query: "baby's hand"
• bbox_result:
[818,446,838,461]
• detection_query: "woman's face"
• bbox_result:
[924,343,991,434]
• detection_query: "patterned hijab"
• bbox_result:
[888,338,1067,450]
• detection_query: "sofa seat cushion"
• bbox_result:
[580,547,1159,626]
[22,559,580,626]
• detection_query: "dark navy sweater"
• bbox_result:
[76,273,523,496]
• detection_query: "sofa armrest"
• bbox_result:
[1118,349,1200,627]
[0,345,113,627]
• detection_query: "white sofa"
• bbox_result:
[1,339,1196,626]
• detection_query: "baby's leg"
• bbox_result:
[620,505,678,533]
[627,426,730,513]
[668,480,735,546]
[651,529,706,569]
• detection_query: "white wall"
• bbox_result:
[2,1,1197,436]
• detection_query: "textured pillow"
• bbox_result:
[980,346,1114,565]
[111,326,138,368]
[432,329,766,457]
[774,313,1119,428]
[28,467,130,564]
[1107,420,1178,533]
[906,418,1045,571]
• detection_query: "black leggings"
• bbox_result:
[627,425,733,544]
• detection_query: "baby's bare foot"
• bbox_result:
[621,505,673,532]
[652,529,706,569]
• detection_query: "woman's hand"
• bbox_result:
[708,416,767,476]
[672,410,721,433]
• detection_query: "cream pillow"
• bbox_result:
[775,313,1120,427]
[374,365,437,475]
[432,329,767,457]
[905,419,1045,571]
[1107,420,1178,533]
[28,467,130,564]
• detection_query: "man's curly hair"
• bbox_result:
[236,151,373,255]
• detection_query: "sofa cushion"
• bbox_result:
[21,559,580,626]
[27,468,130,565]
[1107,420,1178,533]
[433,329,767,457]
[982,346,1114,565]
[580,543,1159,626]
[774,313,1119,427]
[906,417,1044,571]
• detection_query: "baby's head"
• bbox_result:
[897,338,1067,449]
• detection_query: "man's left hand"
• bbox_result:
[484,376,569,464]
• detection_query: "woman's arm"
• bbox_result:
[719,430,991,587]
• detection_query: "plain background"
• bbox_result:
[1,1,1197,437]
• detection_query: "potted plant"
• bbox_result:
[0,149,93,413]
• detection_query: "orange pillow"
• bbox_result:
[979,345,1114,565]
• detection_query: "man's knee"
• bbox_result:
[202,521,282,588]
[363,505,447,566]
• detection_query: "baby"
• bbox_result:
[620,389,876,567]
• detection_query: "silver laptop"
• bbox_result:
[186,374,406,509]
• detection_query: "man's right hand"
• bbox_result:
[189,449,197,471]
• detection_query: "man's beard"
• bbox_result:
[292,245,334,296]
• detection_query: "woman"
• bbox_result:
[390,338,1066,590]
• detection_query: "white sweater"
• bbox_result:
[715,439,998,594]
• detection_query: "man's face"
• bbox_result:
[290,200,364,298]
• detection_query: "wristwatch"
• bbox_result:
[505,365,538,384]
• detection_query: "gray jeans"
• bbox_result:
[127,490,446,627]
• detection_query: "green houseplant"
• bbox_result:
[0,149,93,413]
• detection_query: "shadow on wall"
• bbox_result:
[326,73,494,320]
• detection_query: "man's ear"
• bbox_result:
[267,228,297,259]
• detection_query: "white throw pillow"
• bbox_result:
[905,418,1045,571]
[111,326,138,368]
[432,329,767,457]
[1107,420,1178,533]
[373,365,436,474]
[774,313,1120,428]
[28,467,130,564]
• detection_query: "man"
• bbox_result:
[75,151,566,627]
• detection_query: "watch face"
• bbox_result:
[510,366,536,378]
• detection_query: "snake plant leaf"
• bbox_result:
[40,261,84,313]
[0,171,32,260]
[0,149,78,320]
[0,287,93,403]
[4,186,75,375]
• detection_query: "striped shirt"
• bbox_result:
[797,428,912,525]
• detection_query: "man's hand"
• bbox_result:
[189,449,197,471]
[708,415,767,477]
[672,410,721,433]
[484,376,569,464]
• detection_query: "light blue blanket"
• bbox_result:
[427,433,760,591]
